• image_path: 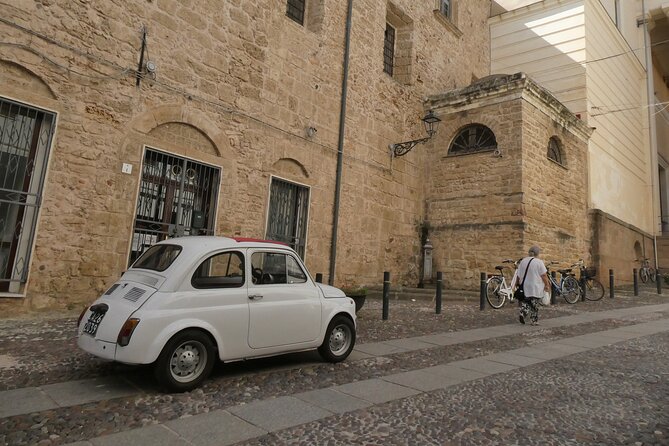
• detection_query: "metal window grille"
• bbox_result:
[0,98,56,293]
[266,178,309,259]
[384,23,395,76]
[547,137,563,165]
[448,125,497,155]
[130,148,220,265]
[286,0,306,25]
[440,0,451,18]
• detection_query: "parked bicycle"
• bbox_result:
[570,259,605,301]
[637,257,657,283]
[485,259,519,309]
[545,262,581,304]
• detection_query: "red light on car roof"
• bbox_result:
[232,237,289,246]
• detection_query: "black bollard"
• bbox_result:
[436,271,443,314]
[580,276,586,302]
[315,273,323,284]
[480,272,487,311]
[382,271,390,320]
[633,269,639,296]
[550,271,557,305]
[657,273,662,295]
[609,269,614,299]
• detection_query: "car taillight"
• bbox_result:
[77,306,89,328]
[117,318,140,346]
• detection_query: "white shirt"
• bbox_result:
[511,256,548,298]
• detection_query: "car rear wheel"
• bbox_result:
[318,316,355,363]
[155,329,215,392]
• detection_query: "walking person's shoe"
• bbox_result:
[519,314,525,324]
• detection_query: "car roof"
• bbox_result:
[156,236,292,251]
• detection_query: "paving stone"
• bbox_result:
[62,442,93,446]
[346,350,374,361]
[450,357,519,374]
[0,387,57,418]
[382,369,461,391]
[540,343,590,355]
[90,425,188,446]
[42,377,138,407]
[294,388,371,414]
[228,396,331,432]
[381,337,438,351]
[335,378,420,404]
[420,364,490,382]
[165,410,266,446]
[353,342,409,356]
[412,334,464,346]
[553,337,606,349]
[507,346,567,360]
[485,352,546,367]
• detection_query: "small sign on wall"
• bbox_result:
[121,163,133,174]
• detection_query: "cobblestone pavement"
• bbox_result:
[245,332,669,446]
[0,292,666,445]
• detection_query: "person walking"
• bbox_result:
[511,246,550,325]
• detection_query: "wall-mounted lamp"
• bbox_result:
[389,110,442,157]
[306,126,318,138]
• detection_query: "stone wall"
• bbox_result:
[0,0,491,310]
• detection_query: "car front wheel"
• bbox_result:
[318,316,356,362]
[154,329,215,392]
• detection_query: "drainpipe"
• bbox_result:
[641,0,661,270]
[329,0,353,286]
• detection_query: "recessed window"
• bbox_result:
[383,23,395,76]
[191,251,245,289]
[286,0,306,25]
[448,124,497,155]
[439,0,451,18]
[547,136,565,166]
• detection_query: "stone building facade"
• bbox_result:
[424,73,591,288]
[1,0,494,311]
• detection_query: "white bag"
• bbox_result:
[540,290,551,306]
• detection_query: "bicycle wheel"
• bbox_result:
[561,276,580,304]
[649,268,657,283]
[486,276,506,309]
[584,278,605,301]
[640,268,649,283]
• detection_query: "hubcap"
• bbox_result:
[329,324,351,356]
[169,341,207,383]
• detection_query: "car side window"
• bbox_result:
[191,251,245,289]
[287,256,307,284]
[251,252,290,285]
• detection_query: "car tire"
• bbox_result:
[318,315,356,363]
[154,329,216,392]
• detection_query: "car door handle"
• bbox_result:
[248,294,264,300]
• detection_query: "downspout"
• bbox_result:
[641,0,660,270]
[329,0,354,285]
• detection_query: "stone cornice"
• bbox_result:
[425,72,594,142]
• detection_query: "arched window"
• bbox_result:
[547,136,564,166]
[448,124,497,155]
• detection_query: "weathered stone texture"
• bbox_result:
[0,1,492,309]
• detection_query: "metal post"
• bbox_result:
[382,271,390,320]
[609,269,614,299]
[550,271,557,305]
[580,276,586,302]
[480,272,487,311]
[315,273,323,283]
[657,272,662,295]
[436,271,443,314]
[633,269,639,296]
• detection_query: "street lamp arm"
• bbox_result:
[389,136,431,157]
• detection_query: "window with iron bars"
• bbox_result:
[383,23,395,76]
[286,0,306,25]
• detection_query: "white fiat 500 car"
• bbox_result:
[77,237,357,392]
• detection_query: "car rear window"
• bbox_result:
[132,244,182,272]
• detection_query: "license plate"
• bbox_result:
[83,312,105,336]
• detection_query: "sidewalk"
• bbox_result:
[61,310,669,445]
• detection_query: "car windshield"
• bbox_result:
[132,244,182,272]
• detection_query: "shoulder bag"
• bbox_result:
[514,258,535,301]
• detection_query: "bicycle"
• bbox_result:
[545,262,581,304]
[570,259,605,301]
[485,259,519,309]
[637,257,657,283]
